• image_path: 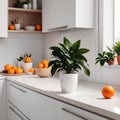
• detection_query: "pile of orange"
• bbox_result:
[2,64,23,75]
[37,59,49,68]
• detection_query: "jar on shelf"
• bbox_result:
[32,0,37,10]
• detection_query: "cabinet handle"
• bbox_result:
[9,106,25,120]
[48,25,68,31]
[9,84,26,93]
[62,108,88,120]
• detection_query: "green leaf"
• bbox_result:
[71,40,80,51]
[63,37,72,49]
[78,48,89,54]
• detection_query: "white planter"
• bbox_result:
[23,4,28,9]
[60,73,78,93]
[21,62,33,73]
[14,24,20,30]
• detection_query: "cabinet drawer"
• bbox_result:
[57,102,110,120]
[7,102,29,120]
[7,82,29,118]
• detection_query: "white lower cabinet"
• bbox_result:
[29,90,56,120]
[0,80,6,120]
[57,102,109,120]
[7,81,111,120]
[7,102,29,120]
[7,81,30,120]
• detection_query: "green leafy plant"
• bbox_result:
[22,0,30,4]
[95,47,115,66]
[17,53,32,62]
[48,37,90,76]
[113,41,120,55]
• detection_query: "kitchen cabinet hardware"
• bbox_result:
[9,106,25,120]
[48,25,68,32]
[62,108,88,120]
[9,84,26,93]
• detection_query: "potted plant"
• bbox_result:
[95,51,115,66]
[17,53,33,73]
[11,17,22,30]
[113,41,120,65]
[49,37,90,93]
[22,0,30,9]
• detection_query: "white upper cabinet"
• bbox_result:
[0,0,8,37]
[42,0,96,32]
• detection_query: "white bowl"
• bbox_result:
[24,26,35,31]
[35,67,51,77]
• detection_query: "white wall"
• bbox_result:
[43,30,120,87]
[0,33,43,70]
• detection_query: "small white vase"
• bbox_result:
[21,62,33,73]
[14,24,20,30]
[32,0,37,10]
[60,73,78,93]
[23,4,28,9]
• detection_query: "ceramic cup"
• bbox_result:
[14,24,20,30]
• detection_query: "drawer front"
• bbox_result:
[7,102,29,120]
[7,82,29,117]
[57,102,109,120]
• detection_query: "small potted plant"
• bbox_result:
[22,0,30,9]
[18,53,33,73]
[11,17,22,30]
[49,37,90,93]
[113,41,120,65]
[14,0,23,8]
[95,47,115,66]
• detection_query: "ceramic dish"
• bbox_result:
[24,26,35,31]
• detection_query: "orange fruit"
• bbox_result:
[11,66,17,71]
[41,59,49,68]
[4,64,11,71]
[24,57,32,63]
[8,69,14,74]
[15,68,23,74]
[35,24,42,31]
[37,63,43,68]
[102,86,115,99]
[8,24,15,30]
[28,68,34,73]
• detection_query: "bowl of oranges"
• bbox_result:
[35,59,51,77]
[2,64,24,76]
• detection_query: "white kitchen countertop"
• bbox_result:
[5,74,120,120]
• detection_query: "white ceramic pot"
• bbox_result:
[23,4,28,9]
[60,73,78,93]
[14,24,20,30]
[21,62,33,73]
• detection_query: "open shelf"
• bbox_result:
[8,7,42,13]
[8,30,42,33]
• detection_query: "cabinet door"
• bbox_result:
[7,82,29,118]
[29,91,56,120]
[42,0,75,32]
[7,102,29,120]
[0,80,6,120]
[57,102,109,120]
[42,0,95,32]
[0,0,8,37]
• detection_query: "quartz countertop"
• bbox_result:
[5,74,120,120]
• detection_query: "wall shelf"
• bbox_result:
[8,7,42,13]
[8,30,42,33]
